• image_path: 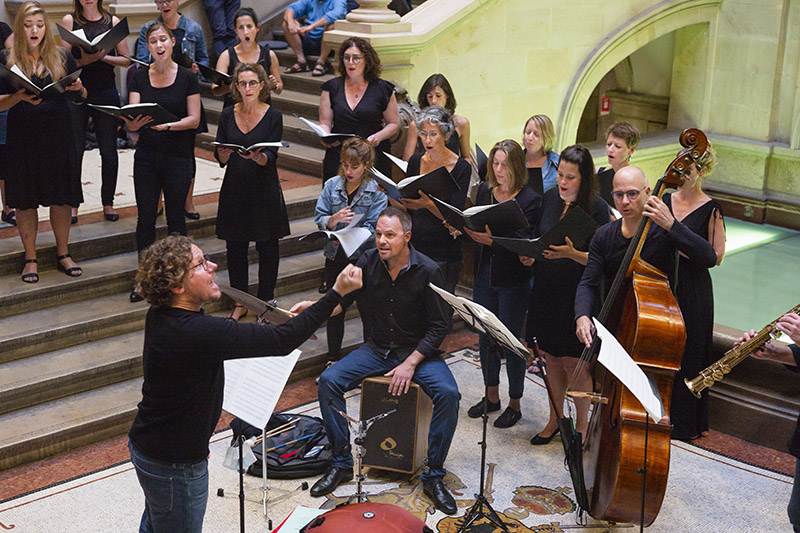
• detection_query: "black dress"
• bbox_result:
[527,190,610,356]
[0,52,83,210]
[214,105,289,242]
[222,44,272,108]
[664,193,723,439]
[320,76,394,180]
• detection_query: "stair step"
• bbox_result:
[0,313,365,470]
[0,214,323,319]
[0,248,325,364]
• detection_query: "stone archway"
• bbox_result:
[556,0,722,148]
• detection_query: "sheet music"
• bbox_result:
[223,349,301,428]
[383,150,408,173]
[429,283,528,359]
[592,318,665,422]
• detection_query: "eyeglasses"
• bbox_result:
[189,254,213,273]
[154,0,175,5]
[237,80,262,89]
[342,54,363,64]
[417,130,440,139]
[611,187,646,201]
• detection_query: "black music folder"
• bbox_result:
[493,205,599,260]
[57,18,129,55]
[369,166,459,203]
[431,195,529,236]
[198,63,232,86]
[88,103,178,126]
[0,63,82,99]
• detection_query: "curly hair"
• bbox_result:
[230,62,270,103]
[417,74,457,114]
[339,137,375,179]
[487,139,527,192]
[336,37,382,82]
[135,235,194,308]
[414,105,455,142]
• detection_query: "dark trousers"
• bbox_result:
[70,87,121,207]
[324,248,351,361]
[203,0,240,60]
[226,239,280,302]
[133,151,193,251]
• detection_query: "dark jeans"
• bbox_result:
[203,0,240,60]
[128,441,208,533]
[71,87,121,207]
[324,248,352,361]
[317,343,460,480]
[472,261,531,399]
[226,239,279,302]
[133,150,193,251]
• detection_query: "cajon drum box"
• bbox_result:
[360,376,433,474]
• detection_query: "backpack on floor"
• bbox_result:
[230,413,332,479]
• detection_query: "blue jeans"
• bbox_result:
[472,262,531,399]
[133,150,193,251]
[317,344,460,480]
[128,441,209,533]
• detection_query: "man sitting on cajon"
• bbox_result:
[303,206,460,515]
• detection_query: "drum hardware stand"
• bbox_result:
[338,408,397,504]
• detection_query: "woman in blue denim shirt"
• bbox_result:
[314,137,387,363]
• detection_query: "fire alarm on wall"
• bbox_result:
[601,95,611,116]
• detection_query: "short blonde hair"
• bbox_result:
[523,115,556,154]
[487,139,527,192]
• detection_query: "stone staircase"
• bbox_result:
[0,183,374,470]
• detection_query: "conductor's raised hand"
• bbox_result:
[576,315,595,348]
[332,263,362,296]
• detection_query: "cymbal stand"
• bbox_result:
[338,408,397,504]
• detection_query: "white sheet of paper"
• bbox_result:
[274,506,328,532]
[222,349,301,429]
[329,213,371,257]
[592,318,665,423]
[383,150,408,173]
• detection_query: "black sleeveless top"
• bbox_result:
[70,16,116,91]
[223,44,273,108]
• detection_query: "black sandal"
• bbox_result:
[312,60,327,77]
[21,258,38,283]
[285,62,309,74]
[56,254,82,277]
[1,209,15,226]
[227,305,248,321]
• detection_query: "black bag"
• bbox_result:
[230,413,332,479]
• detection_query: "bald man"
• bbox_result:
[574,166,718,346]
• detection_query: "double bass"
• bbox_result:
[564,129,709,526]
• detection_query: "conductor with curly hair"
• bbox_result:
[127,234,362,532]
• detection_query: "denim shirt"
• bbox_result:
[137,14,210,67]
[314,177,388,260]
[541,150,560,192]
[287,0,347,41]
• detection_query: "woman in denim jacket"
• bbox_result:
[314,137,387,364]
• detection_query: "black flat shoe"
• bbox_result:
[530,428,560,445]
[71,216,78,225]
[318,281,328,294]
[227,305,248,321]
[130,289,144,303]
[1,209,16,226]
[467,397,501,418]
[309,466,353,497]
[422,478,457,515]
[185,210,200,220]
[56,254,82,277]
[104,212,119,222]
[493,407,522,428]
[21,258,38,283]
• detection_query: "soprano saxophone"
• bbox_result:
[685,303,800,398]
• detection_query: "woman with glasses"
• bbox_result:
[663,145,725,441]
[124,22,200,302]
[214,63,288,321]
[211,7,282,109]
[521,145,612,443]
[463,140,542,429]
[395,106,470,294]
[402,73,470,160]
[60,0,132,224]
[0,1,87,283]
[318,36,398,182]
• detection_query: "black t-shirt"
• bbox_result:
[0,22,11,48]
[70,16,116,91]
[129,65,199,157]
